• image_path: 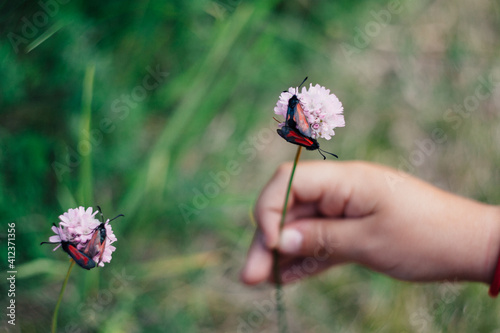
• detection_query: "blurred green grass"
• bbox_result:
[1,0,500,331]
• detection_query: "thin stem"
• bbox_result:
[273,146,302,333]
[272,249,286,333]
[279,146,302,231]
[52,260,75,333]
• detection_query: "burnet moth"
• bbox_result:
[277,77,338,159]
[84,206,123,266]
[40,224,96,270]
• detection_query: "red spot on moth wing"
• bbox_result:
[286,128,314,146]
[278,126,316,148]
[66,243,96,270]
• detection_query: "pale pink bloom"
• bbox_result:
[46,206,117,267]
[274,83,345,140]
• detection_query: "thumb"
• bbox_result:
[278,218,367,261]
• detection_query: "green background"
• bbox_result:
[1,0,500,331]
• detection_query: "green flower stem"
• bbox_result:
[52,260,75,333]
[273,146,302,333]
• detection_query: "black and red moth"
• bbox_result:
[40,224,96,270]
[83,206,123,266]
[277,77,338,159]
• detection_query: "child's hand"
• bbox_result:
[241,161,500,285]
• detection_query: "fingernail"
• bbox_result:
[280,229,303,254]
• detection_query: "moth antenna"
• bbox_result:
[298,76,308,89]
[40,241,59,245]
[97,206,104,223]
[109,214,124,223]
[319,148,338,159]
[273,117,281,123]
[317,149,327,160]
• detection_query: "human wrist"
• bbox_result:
[476,204,500,285]
[438,201,500,284]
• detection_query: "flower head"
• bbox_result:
[46,206,117,267]
[274,83,345,140]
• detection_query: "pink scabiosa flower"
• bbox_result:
[274,83,345,140]
[299,84,345,140]
[45,206,118,268]
[49,207,100,249]
[274,79,345,159]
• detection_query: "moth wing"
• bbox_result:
[84,228,101,258]
[66,243,96,270]
[293,102,312,137]
[96,238,107,266]
[277,126,317,149]
[84,224,107,265]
